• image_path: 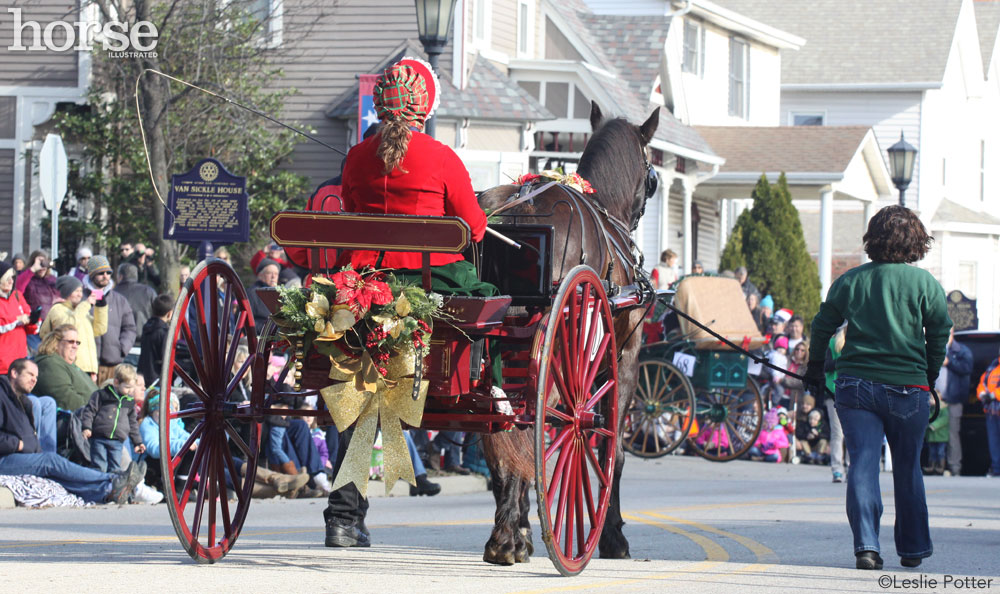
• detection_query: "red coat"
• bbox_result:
[337,130,486,270]
[0,290,38,374]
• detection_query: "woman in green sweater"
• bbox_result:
[806,205,951,571]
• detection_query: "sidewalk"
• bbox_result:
[0,473,489,508]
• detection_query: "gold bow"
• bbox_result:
[321,348,428,497]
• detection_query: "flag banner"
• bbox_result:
[358,74,379,143]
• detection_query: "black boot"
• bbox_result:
[856,551,884,570]
[325,519,371,548]
[409,474,441,496]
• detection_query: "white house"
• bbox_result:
[720,0,1000,329]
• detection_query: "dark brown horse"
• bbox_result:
[477,102,660,565]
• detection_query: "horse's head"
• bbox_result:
[578,102,660,231]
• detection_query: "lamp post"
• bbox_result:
[414,0,458,138]
[887,131,917,207]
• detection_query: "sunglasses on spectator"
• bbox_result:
[60,339,82,346]
[95,271,112,276]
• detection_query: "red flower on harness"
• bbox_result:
[330,268,393,317]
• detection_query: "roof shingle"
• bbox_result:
[975,0,1000,72]
[694,125,872,173]
[713,0,963,86]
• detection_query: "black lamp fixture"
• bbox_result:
[887,131,917,207]
[414,0,458,137]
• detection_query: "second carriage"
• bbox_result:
[622,275,766,462]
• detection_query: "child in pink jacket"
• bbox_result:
[749,408,789,462]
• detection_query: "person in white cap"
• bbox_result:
[72,247,92,283]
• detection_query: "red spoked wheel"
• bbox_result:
[160,258,261,563]
[534,265,619,576]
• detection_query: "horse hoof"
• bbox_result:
[484,544,516,566]
[519,528,534,556]
[599,548,631,560]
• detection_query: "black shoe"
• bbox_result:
[357,519,370,537]
[856,551,884,570]
[444,465,471,476]
[108,461,145,505]
[325,522,371,548]
[409,474,441,496]
[901,557,922,568]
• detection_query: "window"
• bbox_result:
[728,38,749,118]
[792,113,824,126]
[517,0,534,58]
[249,0,283,47]
[981,140,986,202]
[682,19,704,76]
[473,0,492,47]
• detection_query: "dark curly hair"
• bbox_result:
[863,205,933,263]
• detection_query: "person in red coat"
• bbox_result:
[336,59,488,279]
[0,261,39,374]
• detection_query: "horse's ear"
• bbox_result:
[639,107,660,145]
[589,101,604,132]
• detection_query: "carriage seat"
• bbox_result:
[673,276,767,350]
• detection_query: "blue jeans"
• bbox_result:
[835,375,932,559]
[267,419,321,475]
[0,452,113,503]
[926,442,946,463]
[28,395,57,453]
[986,408,1000,475]
[405,430,426,476]
[90,438,126,473]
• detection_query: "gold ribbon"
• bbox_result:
[321,348,428,497]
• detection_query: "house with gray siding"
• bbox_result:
[0,0,92,258]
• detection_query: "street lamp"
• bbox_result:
[414,0,458,138]
[887,131,917,207]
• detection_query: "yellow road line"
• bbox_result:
[639,511,778,564]
[622,512,728,562]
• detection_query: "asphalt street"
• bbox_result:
[0,455,997,594]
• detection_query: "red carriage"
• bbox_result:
[158,209,647,575]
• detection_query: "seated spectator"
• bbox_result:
[114,263,157,343]
[34,324,99,411]
[0,260,39,373]
[178,265,191,286]
[265,398,331,496]
[137,293,174,386]
[80,364,146,472]
[0,370,145,504]
[8,359,56,453]
[404,429,440,496]
[748,408,789,463]
[691,261,705,275]
[756,295,774,333]
[796,399,831,464]
[40,275,108,380]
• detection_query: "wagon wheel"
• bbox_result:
[534,265,618,576]
[686,378,764,462]
[623,360,695,458]
[160,258,261,563]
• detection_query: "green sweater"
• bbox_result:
[809,262,951,387]
[34,354,99,411]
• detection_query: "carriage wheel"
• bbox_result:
[686,378,764,462]
[160,258,261,563]
[534,265,618,576]
[623,360,695,458]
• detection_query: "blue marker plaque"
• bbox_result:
[163,158,249,244]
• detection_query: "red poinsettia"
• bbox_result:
[330,268,393,316]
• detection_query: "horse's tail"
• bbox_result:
[482,428,535,481]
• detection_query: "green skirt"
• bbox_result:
[391,260,498,297]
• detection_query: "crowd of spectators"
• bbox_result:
[646,257,988,482]
[1,238,488,508]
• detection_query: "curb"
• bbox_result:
[367,473,488,498]
[0,486,14,509]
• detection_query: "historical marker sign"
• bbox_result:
[947,290,978,331]
[164,158,249,244]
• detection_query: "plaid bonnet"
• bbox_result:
[373,63,429,126]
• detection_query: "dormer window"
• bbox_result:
[728,37,749,118]
[682,19,704,76]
